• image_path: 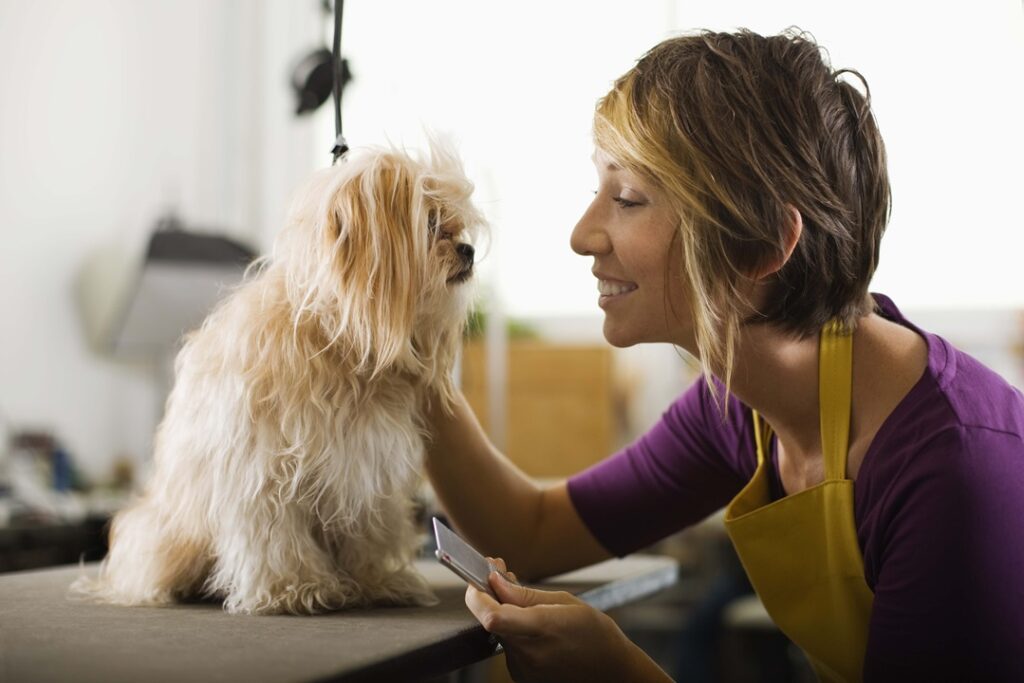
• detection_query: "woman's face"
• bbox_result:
[571,149,693,348]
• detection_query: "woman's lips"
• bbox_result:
[597,278,638,308]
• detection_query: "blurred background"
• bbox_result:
[0,0,1021,680]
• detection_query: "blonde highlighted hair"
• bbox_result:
[594,28,890,403]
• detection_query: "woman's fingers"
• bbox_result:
[485,556,519,586]
[486,556,508,573]
[465,585,544,638]
[489,572,577,608]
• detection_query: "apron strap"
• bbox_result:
[819,319,853,481]
[752,410,771,468]
[751,319,852,480]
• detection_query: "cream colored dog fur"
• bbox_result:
[72,141,483,614]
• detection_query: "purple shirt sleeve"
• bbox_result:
[566,378,749,557]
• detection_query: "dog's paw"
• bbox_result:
[366,568,439,607]
[224,578,365,615]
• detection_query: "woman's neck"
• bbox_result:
[702,313,929,476]
[728,322,823,462]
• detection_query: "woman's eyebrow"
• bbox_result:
[591,152,622,172]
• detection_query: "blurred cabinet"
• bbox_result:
[0,516,109,573]
[461,341,615,478]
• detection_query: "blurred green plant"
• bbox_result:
[464,307,538,341]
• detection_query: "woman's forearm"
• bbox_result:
[623,640,676,683]
[424,390,545,573]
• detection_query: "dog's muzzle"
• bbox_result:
[449,243,475,283]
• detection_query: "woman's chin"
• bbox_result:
[602,318,688,349]
[601,321,639,349]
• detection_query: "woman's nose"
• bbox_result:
[570,199,611,256]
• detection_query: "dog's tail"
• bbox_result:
[69,502,208,607]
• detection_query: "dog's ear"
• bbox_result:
[322,153,427,375]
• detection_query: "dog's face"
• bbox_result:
[275,140,485,394]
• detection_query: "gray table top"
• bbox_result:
[0,555,678,683]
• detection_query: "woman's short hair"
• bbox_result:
[594,28,890,399]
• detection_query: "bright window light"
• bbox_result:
[317,0,1024,315]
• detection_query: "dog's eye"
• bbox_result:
[428,211,444,236]
[428,210,454,241]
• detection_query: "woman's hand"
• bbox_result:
[464,558,673,683]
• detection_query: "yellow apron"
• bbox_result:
[723,320,874,682]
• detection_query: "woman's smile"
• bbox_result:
[596,277,638,308]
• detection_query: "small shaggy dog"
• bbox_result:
[73,141,484,614]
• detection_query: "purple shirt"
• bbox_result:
[568,294,1024,680]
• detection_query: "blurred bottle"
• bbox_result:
[52,444,73,492]
[0,409,11,525]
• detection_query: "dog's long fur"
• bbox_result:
[72,141,484,614]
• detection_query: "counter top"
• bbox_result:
[0,554,678,682]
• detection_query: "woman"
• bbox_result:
[426,29,1024,682]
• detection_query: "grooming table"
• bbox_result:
[0,555,677,682]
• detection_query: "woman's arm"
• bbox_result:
[424,390,611,580]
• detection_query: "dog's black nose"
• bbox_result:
[456,243,474,263]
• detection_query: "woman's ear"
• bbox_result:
[752,205,802,280]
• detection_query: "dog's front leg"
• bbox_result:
[336,495,438,607]
[208,497,363,615]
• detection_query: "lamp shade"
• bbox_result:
[78,217,256,359]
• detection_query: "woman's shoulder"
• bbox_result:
[869,292,1024,441]
[857,296,1024,572]
[857,380,1024,604]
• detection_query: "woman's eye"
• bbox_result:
[593,190,643,209]
[612,196,642,208]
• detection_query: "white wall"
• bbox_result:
[670,0,1024,311]
[0,0,320,482]
[314,0,681,319]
